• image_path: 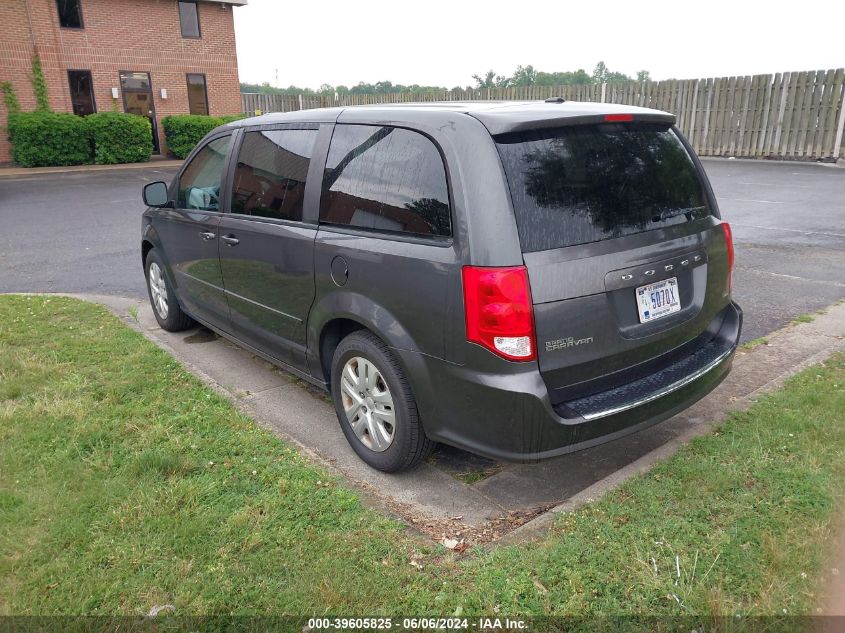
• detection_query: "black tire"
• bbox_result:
[330,331,434,472]
[144,248,194,332]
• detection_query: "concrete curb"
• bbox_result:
[496,303,845,545]
[700,156,845,169]
[0,159,181,179]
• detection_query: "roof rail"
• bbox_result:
[544,97,566,103]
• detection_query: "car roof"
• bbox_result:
[224,100,676,136]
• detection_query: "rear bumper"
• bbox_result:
[398,301,742,462]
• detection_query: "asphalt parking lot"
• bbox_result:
[1,158,843,342]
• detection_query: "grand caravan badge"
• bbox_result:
[545,336,594,352]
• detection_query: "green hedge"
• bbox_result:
[161,114,244,159]
[7,112,92,167]
[86,112,152,165]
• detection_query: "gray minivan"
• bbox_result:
[141,101,741,472]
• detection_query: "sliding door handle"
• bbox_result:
[199,231,216,241]
[220,235,240,246]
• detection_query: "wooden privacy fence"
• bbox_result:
[242,69,845,161]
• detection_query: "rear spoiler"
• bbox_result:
[472,111,676,137]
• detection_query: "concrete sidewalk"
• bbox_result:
[0,156,182,179]
[81,294,845,544]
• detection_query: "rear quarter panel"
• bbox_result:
[307,111,527,373]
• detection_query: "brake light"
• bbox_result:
[604,113,634,122]
[721,222,734,293]
[462,266,536,361]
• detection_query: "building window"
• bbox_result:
[56,0,84,28]
[186,74,209,115]
[178,1,200,38]
[67,70,96,116]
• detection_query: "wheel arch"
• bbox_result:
[141,239,155,272]
[317,317,365,386]
[310,293,423,387]
[141,221,163,273]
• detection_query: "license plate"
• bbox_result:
[636,277,680,323]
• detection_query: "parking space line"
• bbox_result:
[731,222,845,238]
[740,267,845,288]
[737,181,815,189]
[722,198,786,204]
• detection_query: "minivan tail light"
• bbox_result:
[604,114,634,122]
[462,266,536,361]
[721,222,734,293]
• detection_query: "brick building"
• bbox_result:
[0,0,246,162]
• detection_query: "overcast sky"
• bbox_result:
[234,0,845,89]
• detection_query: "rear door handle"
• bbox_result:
[220,235,240,246]
[199,231,217,241]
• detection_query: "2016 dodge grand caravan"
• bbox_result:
[141,100,741,472]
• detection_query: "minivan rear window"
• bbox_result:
[495,123,712,252]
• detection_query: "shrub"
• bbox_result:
[161,114,244,158]
[7,112,92,167]
[161,115,223,159]
[86,112,152,164]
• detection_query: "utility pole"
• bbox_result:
[275,68,278,88]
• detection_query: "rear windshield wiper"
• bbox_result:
[651,206,706,223]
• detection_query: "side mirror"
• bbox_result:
[143,181,170,207]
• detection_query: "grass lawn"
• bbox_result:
[1,295,844,621]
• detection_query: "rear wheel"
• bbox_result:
[330,331,433,472]
[145,249,194,332]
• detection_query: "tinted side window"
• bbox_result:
[320,125,451,237]
[178,135,231,211]
[231,129,317,221]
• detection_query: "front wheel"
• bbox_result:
[145,249,194,332]
[330,331,434,472]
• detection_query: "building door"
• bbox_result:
[119,71,159,153]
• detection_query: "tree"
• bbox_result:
[535,69,592,86]
[349,82,376,95]
[374,81,395,94]
[238,63,651,98]
[592,61,632,84]
[472,70,509,89]
[510,65,538,87]
[592,61,609,84]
